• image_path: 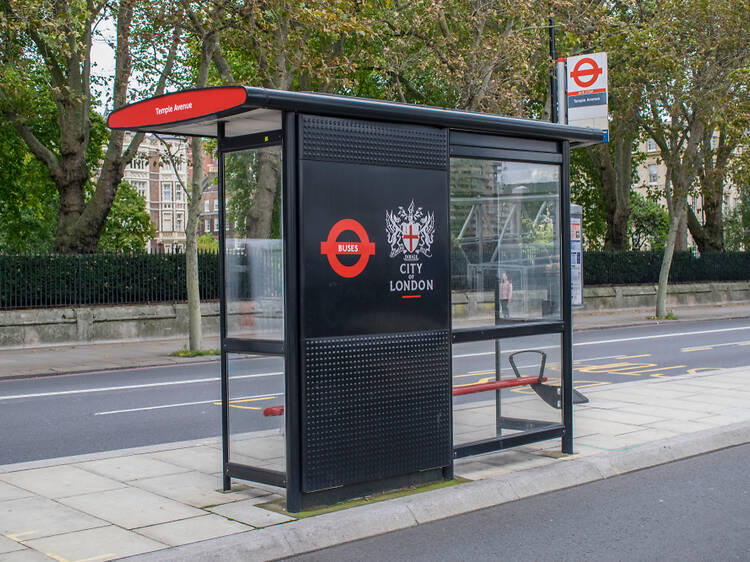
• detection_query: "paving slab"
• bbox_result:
[129,471,263,508]
[0,465,125,499]
[148,446,222,474]
[207,500,295,527]
[574,407,667,426]
[77,455,191,482]
[134,514,250,547]
[23,525,166,561]
[576,428,680,451]
[58,487,205,530]
[0,535,26,555]
[0,549,52,561]
[0,496,107,540]
[0,481,32,502]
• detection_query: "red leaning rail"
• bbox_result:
[451,376,546,396]
[262,375,547,417]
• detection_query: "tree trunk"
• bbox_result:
[245,150,281,239]
[598,138,632,251]
[186,137,203,351]
[656,198,686,317]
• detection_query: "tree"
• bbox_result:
[98,181,156,252]
[369,0,558,115]
[628,192,669,251]
[687,124,750,253]
[628,0,750,317]
[0,0,176,253]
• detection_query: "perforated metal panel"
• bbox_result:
[301,115,447,170]
[301,330,451,492]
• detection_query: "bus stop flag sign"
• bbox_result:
[566,52,608,136]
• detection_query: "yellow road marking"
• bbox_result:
[681,346,712,352]
[738,342,750,346]
[453,370,493,379]
[576,361,686,376]
[618,354,651,359]
[213,396,275,410]
[687,367,719,374]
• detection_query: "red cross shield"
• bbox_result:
[402,222,420,253]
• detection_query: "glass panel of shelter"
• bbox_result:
[222,143,286,474]
[450,157,563,445]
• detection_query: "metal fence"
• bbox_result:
[0,252,220,310]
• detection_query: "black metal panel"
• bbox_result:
[451,321,564,344]
[453,425,564,459]
[450,145,563,164]
[223,338,284,355]
[450,131,559,153]
[301,330,452,492]
[226,463,286,488]
[299,116,450,339]
[300,114,447,170]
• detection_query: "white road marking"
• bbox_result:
[4,325,749,402]
[0,372,282,401]
[94,392,283,416]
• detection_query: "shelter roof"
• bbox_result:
[108,86,605,148]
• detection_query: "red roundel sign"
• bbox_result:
[570,57,603,88]
[320,219,376,278]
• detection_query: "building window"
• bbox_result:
[163,213,173,232]
[129,158,148,170]
[132,180,147,200]
[213,218,218,232]
[162,182,172,202]
[205,218,211,232]
[174,185,182,201]
[204,199,210,212]
[175,213,183,232]
[646,139,657,152]
[648,164,658,184]
[213,199,218,212]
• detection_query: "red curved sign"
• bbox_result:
[320,219,376,278]
[108,87,247,129]
[571,58,603,88]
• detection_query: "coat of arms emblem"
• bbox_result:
[385,200,435,260]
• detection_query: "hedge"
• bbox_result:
[583,251,750,285]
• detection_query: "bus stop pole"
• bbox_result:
[561,141,574,454]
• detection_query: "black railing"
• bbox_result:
[0,252,220,310]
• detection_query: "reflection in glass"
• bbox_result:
[224,145,283,340]
[450,159,561,328]
[452,334,562,447]
[227,353,285,471]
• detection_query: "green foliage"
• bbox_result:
[98,182,156,253]
[0,123,58,252]
[583,251,750,285]
[197,233,219,253]
[628,192,669,251]
[224,147,282,238]
[570,149,607,250]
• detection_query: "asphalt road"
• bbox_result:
[286,443,750,562]
[0,317,749,464]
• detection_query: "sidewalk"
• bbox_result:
[2,301,750,380]
[0,367,749,561]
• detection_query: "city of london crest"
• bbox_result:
[385,200,435,261]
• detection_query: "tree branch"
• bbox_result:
[0,94,62,181]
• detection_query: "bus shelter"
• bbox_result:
[108,87,604,512]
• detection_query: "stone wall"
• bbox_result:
[1,280,749,349]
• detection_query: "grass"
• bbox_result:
[169,348,220,357]
[647,311,678,320]
[258,478,469,519]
